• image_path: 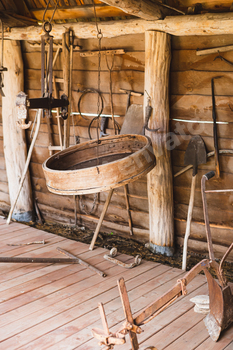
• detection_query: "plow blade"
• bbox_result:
[204,267,233,341]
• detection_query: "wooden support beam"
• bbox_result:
[4,12,233,40]
[2,40,34,222]
[145,31,174,256]
[99,0,168,20]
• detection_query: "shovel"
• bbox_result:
[182,135,207,270]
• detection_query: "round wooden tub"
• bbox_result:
[42,134,156,195]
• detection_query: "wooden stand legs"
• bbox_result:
[89,185,134,250]
[89,189,114,250]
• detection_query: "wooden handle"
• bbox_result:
[182,174,196,271]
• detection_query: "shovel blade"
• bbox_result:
[184,135,207,175]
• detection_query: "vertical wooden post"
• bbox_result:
[144,31,174,256]
[62,29,70,149]
[2,40,33,222]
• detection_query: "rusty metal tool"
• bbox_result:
[0,257,80,264]
[119,88,143,114]
[201,171,233,341]
[7,240,45,246]
[56,247,106,277]
[214,53,233,67]
[92,171,233,349]
[211,77,222,178]
[182,135,207,270]
[104,248,141,269]
[142,92,159,135]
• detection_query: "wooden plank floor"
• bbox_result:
[0,218,232,350]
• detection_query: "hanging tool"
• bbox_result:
[182,135,207,271]
[16,92,32,130]
[211,77,222,178]
[56,247,106,277]
[104,248,141,269]
[7,19,68,225]
[119,88,143,114]
[0,20,7,97]
[214,52,233,67]
[142,91,160,135]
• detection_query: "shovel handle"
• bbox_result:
[182,174,196,271]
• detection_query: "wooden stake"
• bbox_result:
[124,184,133,235]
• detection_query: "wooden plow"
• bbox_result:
[92,171,233,349]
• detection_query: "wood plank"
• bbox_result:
[0,258,156,345]
[30,5,128,21]
[171,134,233,152]
[176,235,233,262]
[22,34,145,53]
[175,218,233,249]
[34,190,150,230]
[25,68,145,93]
[0,243,105,301]
[172,34,233,50]
[171,71,233,96]
[164,320,209,349]
[195,327,233,349]
[17,267,184,349]
[172,150,233,173]
[139,299,206,349]
[0,235,67,277]
[171,49,233,72]
[171,120,233,140]
[174,202,233,230]
[78,282,207,349]
[51,272,206,350]
[38,203,150,242]
[23,51,145,71]
[171,94,233,123]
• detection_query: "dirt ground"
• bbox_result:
[27,221,233,283]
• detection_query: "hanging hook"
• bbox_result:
[143,90,159,135]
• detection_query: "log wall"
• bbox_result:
[171,34,233,260]
[0,33,232,260]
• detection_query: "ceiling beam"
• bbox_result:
[99,0,168,20]
[4,12,233,40]
[30,5,129,21]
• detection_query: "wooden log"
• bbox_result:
[176,235,233,263]
[99,0,164,20]
[2,40,33,222]
[38,203,149,242]
[145,31,174,256]
[5,13,233,41]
